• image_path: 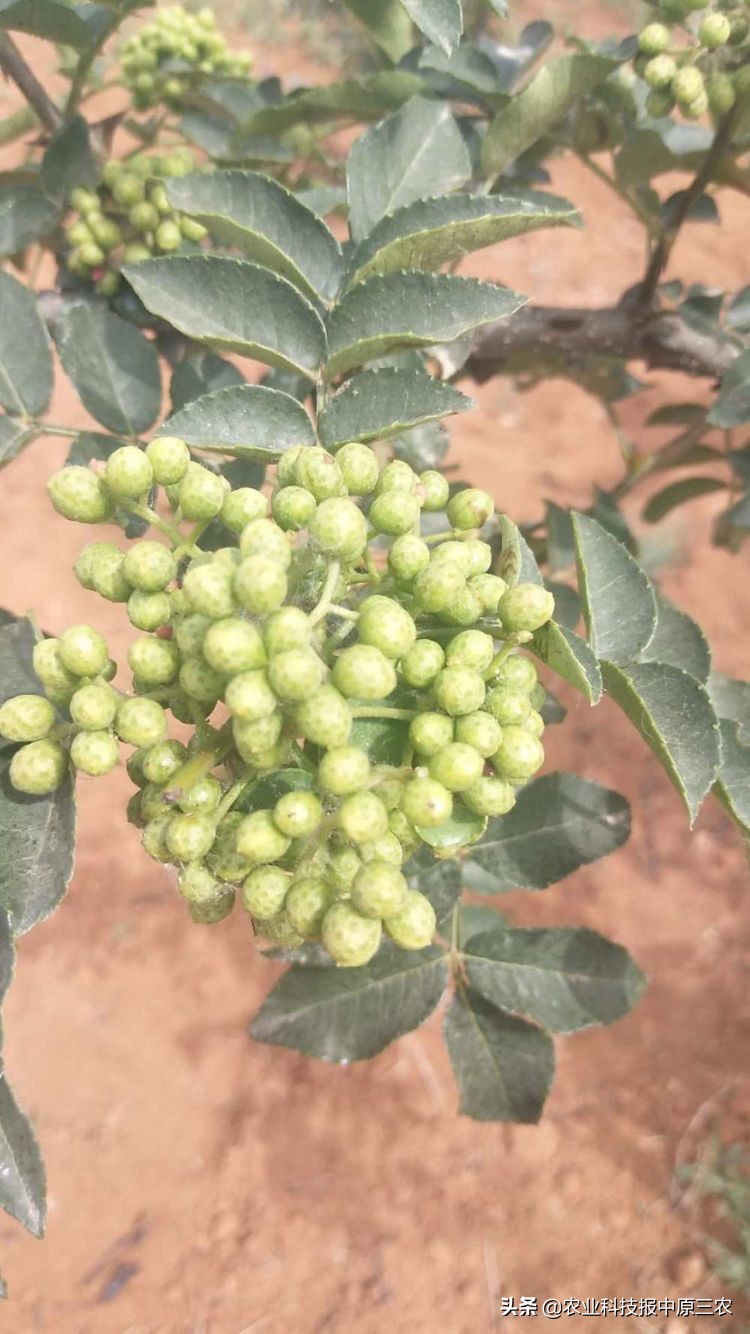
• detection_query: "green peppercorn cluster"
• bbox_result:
[121,6,252,111]
[64,148,205,295]
[634,0,750,118]
[1,439,554,969]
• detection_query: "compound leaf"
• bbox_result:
[319,368,471,448]
[444,988,554,1123]
[530,621,602,704]
[341,0,414,62]
[0,184,58,257]
[57,303,161,436]
[573,512,657,665]
[405,847,461,923]
[639,592,711,684]
[0,271,52,417]
[163,383,316,459]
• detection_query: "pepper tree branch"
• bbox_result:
[0,33,61,132]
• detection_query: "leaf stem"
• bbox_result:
[309,560,341,627]
[350,706,417,721]
[118,499,185,547]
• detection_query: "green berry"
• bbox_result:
[0,694,55,743]
[129,200,160,233]
[179,864,233,916]
[400,639,445,688]
[335,443,379,495]
[309,497,368,559]
[317,746,372,804]
[461,776,516,818]
[142,813,174,862]
[272,485,316,531]
[89,546,132,603]
[58,625,109,678]
[70,729,119,776]
[180,217,208,242]
[263,606,310,655]
[409,712,454,757]
[128,636,180,686]
[428,742,484,793]
[48,467,112,524]
[105,446,154,499]
[388,534,430,582]
[430,541,473,575]
[254,911,304,946]
[485,684,532,727]
[446,488,494,531]
[202,618,266,675]
[276,446,304,487]
[332,644,396,700]
[205,812,252,883]
[234,557,288,614]
[123,243,152,264]
[267,647,325,702]
[10,739,67,794]
[645,54,677,90]
[232,712,282,762]
[490,727,544,782]
[166,812,216,862]
[498,584,554,633]
[699,12,731,47]
[462,540,492,576]
[155,220,182,251]
[433,665,486,717]
[285,876,333,939]
[224,669,277,721]
[361,831,403,865]
[337,790,388,844]
[115,696,167,747]
[295,686,352,748]
[638,22,670,55]
[492,654,538,691]
[221,487,268,533]
[177,774,222,814]
[178,466,226,520]
[673,66,705,108]
[69,683,118,731]
[141,739,187,784]
[419,470,450,511]
[413,565,465,615]
[239,519,291,566]
[369,491,420,537]
[90,217,121,250]
[78,242,105,268]
[182,562,236,619]
[358,597,416,660]
[707,71,736,114]
[327,845,362,892]
[454,711,502,758]
[352,861,406,919]
[384,890,436,950]
[274,789,323,838]
[32,639,78,694]
[646,88,676,117]
[236,809,291,863]
[174,614,210,658]
[438,584,484,628]
[178,657,224,705]
[400,777,452,828]
[322,902,381,966]
[128,589,171,632]
[242,866,290,919]
[445,629,494,672]
[522,709,545,739]
[123,541,176,592]
[296,448,345,501]
[112,173,145,206]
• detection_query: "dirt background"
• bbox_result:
[1,4,750,1331]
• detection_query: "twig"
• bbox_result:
[0,33,61,131]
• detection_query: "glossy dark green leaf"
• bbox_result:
[0,184,58,257]
[347,189,579,286]
[572,512,656,666]
[163,383,316,459]
[65,431,121,466]
[0,271,53,416]
[643,476,727,523]
[708,672,750,743]
[236,767,313,813]
[714,720,750,834]
[348,713,410,766]
[124,257,327,380]
[170,350,245,413]
[347,96,471,242]
[165,171,343,303]
[400,0,462,55]
[251,947,448,1061]
[444,988,554,1123]
[405,847,461,923]
[459,904,507,945]
[40,115,98,201]
[707,350,750,428]
[639,592,711,684]
[464,926,646,1033]
[482,54,618,179]
[530,621,602,705]
[0,1075,45,1236]
[341,0,414,61]
[57,304,161,436]
[416,40,505,103]
[0,0,94,45]
[463,773,631,893]
[239,72,425,137]
[326,272,525,379]
[319,368,471,449]
[601,660,720,825]
[0,416,37,466]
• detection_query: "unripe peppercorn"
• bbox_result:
[155,220,182,251]
[413,565,465,615]
[263,606,310,655]
[384,890,436,950]
[142,813,174,863]
[202,618,266,675]
[492,653,538,692]
[233,711,282,762]
[285,877,333,939]
[69,683,118,731]
[128,589,172,632]
[461,776,516,817]
[221,487,268,533]
[224,669,277,721]
[400,640,445,688]
[419,470,450,511]
[32,639,78,694]
[242,866,290,919]
[445,629,495,672]
[268,647,326,701]
[272,485,316,531]
[673,66,705,108]
[376,460,417,494]
[332,644,397,700]
[166,812,216,863]
[358,597,416,659]
[318,745,371,795]
[409,712,454,757]
[90,547,132,604]
[182,562,236,619]
[105,446,154,499]
[388,533,430,581]
[178,466,226,520]
[234,557,288,614]
[433,665,486,717]
[645,54,677,90]
[59,624,109,678]
[296,686,352,748]
[485,684,532,727]
[322,902,381,966]
[48,467,112,524]
[146,436,190,486]
[239,519,292,566]
[336,442,380,495]
[352,861,407,919]
[128,636,180,686]
[296,448,345,500]
[498,584,555,633]
[428,742,484,793]
[177,775,222,814]
[369,491,421,537]
[10,739,68,794]
[707,72,736,114]
[309,497,368,559]
[490,727,544,782]
[123,541,176,592]
[400,777,452,828]
[455,711,503,758]
[115,696,167,747]
[70,729,120,776]
[638,22,670,55]
[337,790,389,844]
[141,739,187,785]
[274,790,323,838]
[236,809,291,863]
[439,584,484,628]
[0,694,56,743]
[446,487,494,530]
[699,12,731,47]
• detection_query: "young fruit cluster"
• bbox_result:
[120,6,252,111]
[1,439,554,969]
[634,1,750,118]
[64,149,205,295]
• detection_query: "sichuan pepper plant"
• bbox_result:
[0,0,749,1296]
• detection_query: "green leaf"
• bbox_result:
[601,660,720,825]
[416,806,486,850]
[239,72,425,137]
[464,926,646,1034]
[0,1075,45,1236]
[496,513,543,588]
[707,351,750,428]
[326,272,524,379]
[444,989,554,1123]
[459,903,507,944]
[545,500,575,573]
[319,368,471,449]
[572,512,657,666]
[727,286,750,334]
[405,847,461,923]
[0,270,53,417]
[714,720,750,834]
[0,0,95,46]
[251,948,448,1061]
[170,350,245,413]
[0,184,58,257]
[530,621,602,705]
[394,419,449,471]
[462,773,631,893]
[347,97,471,243]
[165,171,343,304]
[482,54,618,180]
[65,431,120,466]
[708,672,750,743]
[0,416,37,466]
[40,115,98,201]
[341,0,415,61]
[124,257,327,381]
[163,384,316,459]
[57,304,161,436]
[0,620,76,935]
[642,476,727,523]
[0,908,14,1006]
[400,0,462,55]
[647,402,706,427]
[348,713,410,766]
[639,592,711,685]
[417,40,505,103]
[347,189,579,286]
[236,767,313,813]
